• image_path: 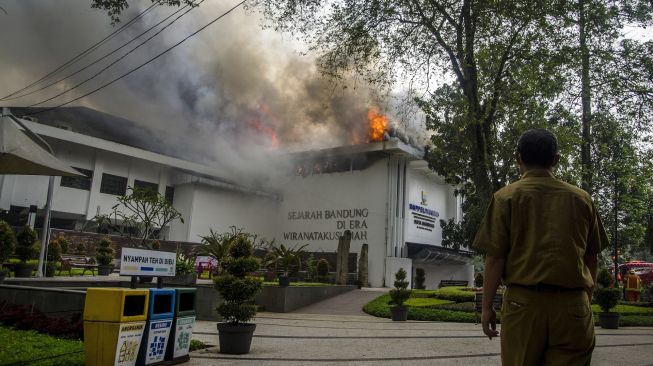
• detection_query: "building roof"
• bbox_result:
[11,110,280,199]
[11,107,172,156]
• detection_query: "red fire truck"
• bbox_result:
[618,261,653,285]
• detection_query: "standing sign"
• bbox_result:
[120,248,176,277]
[114,321,146,366]
[144,319,173,364]
[172,316,196,358]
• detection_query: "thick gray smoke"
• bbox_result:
[0,1,422,188]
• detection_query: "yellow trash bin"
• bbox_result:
[84,288,149,366]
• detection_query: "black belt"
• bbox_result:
[508,283,584,292]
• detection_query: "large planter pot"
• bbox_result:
[391,307,408,321]
[278,276,290,287]
[97,265,114,276]
[598,312,620,329]
[217,323,256,354]
[45,263,57,277]
[14,263,34,278]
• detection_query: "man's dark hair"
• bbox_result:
[517,129,558,168]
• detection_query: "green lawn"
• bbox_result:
[0,326,84,366]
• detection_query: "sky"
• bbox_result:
[0,0,420,185]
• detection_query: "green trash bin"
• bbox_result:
[165,288,197,362]
[83,288,149,366]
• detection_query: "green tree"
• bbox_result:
[0,221,16,272]
[94,186,184,247]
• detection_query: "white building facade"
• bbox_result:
[1,112,473,288]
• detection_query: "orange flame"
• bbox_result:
[367,106,389,142]
[252,121,279,147]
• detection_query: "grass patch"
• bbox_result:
[404,298,455,308]
[363,294,479,322]
[0,326,84,366]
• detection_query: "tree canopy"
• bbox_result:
[90,0,653,258]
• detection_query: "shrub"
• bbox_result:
[0,221,16,269]
[474,272,484,288]
[316,258,329,282]
[306,254,317,280]
[214,234,262,324]
[54,233,69,254]
[414,267,426,289]
[47,239,62,263]
[176,252,195,275]
[75,242,85,255]
[597,268,613,288]
[389,268,411,308]
[432,286,476,303]
[95,238,115,266]
[151,240,161,250]
[15,226,38,263]
[595,287,621,313]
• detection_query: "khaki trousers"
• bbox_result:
[500,286,595,366]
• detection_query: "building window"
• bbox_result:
[165,186,175,204]
[134,179,158,196]
[100,173,128,195]
[60,167,93,190]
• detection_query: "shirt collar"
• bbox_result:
[521,169,554,179]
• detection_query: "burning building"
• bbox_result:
[0,106,472,288]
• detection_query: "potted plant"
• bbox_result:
[171,252,197,285]
[414,267,426,289]
[316,258,329,283]
[595,268,621,329]
[14,226,38,278]
[95,237,115,276]
[55,233,69,255]
[0,221,16,283]
[474,272,484,288]
[268,243,308,286]
[213,234,263,354]
[389,268,412,321]
[45,239,62,277]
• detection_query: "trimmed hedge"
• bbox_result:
[363,294,479,322]
[431,286,476,302]
[404,298,454,308]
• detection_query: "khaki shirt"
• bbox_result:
[473,169,610,289]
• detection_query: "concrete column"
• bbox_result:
[0,175,16,210]
[85,151,104,220]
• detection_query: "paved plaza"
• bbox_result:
[188,290,653,365]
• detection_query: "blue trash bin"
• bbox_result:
[137,288,175,365]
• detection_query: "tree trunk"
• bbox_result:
[579,0,593,195]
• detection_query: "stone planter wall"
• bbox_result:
[255,285,356,313]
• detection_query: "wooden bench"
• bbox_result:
[438,280,469,288]
[59,254,98,276]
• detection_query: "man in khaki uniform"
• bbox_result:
[473,129,609,365]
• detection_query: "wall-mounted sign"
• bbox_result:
[120,248,176,277]
[408,203,439,232]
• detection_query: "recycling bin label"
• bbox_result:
[173,316,196,358]
[145,319,173,364]
[114,322,145,366]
